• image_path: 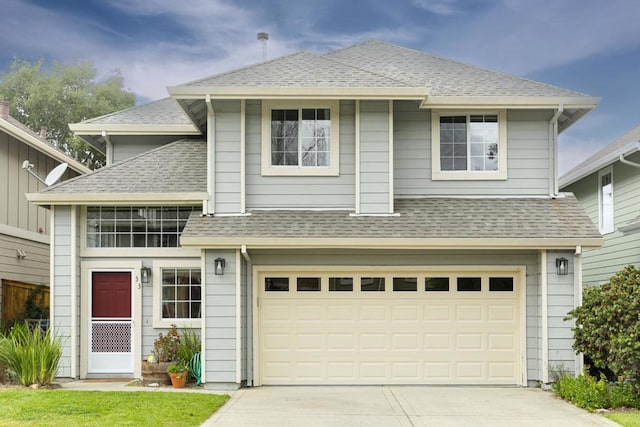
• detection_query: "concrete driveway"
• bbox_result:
[204,386,617,427]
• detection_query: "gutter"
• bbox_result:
[560,142,640,188]
[549,105,563,197]
[619,147,640,168]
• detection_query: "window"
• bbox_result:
[262,100,340,176]
[431,110,507,180]
[457,277,481,292]
[265,277,289,291]
[393,277,417,291]
[329,277,353,291]
[86,206,197,248]
[489,277,514,292]
[425,277,449,292]
[297,277,321,292]
[161,268,201,320]
[599,166,614,234]
[361,277,385,292]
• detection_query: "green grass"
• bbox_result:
[606,410,640,427]
[0,389,229,426]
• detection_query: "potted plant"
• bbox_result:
[142,325,180,385]
[167,361,189,388]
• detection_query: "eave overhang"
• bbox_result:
[69,123,201,136]
[26,192,208,206]
[560,141,640,188]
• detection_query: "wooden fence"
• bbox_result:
[1,279,50,324]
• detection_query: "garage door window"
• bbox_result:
[361,277,385,291]
[329,277,353,291]
[457,277,481,291]
[265,277,289,291]
[425,277,449,292]
[489,277,514,292]
[297,277,321,291]
[393,277,417,291]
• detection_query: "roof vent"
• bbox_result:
[257,32,269,61]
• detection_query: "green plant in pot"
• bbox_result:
[167,361,189,388]
[142,325,180,385]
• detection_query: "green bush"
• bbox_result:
[567,265,640,380]
[0,322,63,386]
[554,374,640,411]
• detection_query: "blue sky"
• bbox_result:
[1,0,639,174]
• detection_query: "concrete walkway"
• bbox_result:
[203,386,618,427]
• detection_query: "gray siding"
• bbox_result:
[250,248,542,382]
[204,250,238,385]
[393,104,552,196]
[52,206,73,377]
[213,101,242,214]
[564,154,640,286]
[546,250,576,377]
[359,101,390,213]
[111,135,184,164]
[245,100,356,209]
[0,234,49,285]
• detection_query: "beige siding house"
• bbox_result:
[0,101,90,323]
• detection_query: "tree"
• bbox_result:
[0,59,136,169]
[567,265,640,381]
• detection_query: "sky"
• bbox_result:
[1,0,639,174]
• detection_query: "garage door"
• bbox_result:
[258,268,523,385]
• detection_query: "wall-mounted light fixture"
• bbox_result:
[555,257,568,276]
[141,266,152,284]
[214,257,226,275]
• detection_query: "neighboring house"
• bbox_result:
[27,40,602,389]
[0,101,90,323]
[560,125,640,286]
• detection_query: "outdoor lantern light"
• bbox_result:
[214,257,226,275]
[140,266,152,284]
[556,257,568,276]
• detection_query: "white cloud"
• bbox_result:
[411,0,459,15]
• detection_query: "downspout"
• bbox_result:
[241,245,253,385]
[101,131,113,166]
[549,105,564,197]
[206,95,215,214]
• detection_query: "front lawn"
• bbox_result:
[606,410,640,427]
[0,389,229,426]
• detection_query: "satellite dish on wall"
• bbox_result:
[22,160,68,186]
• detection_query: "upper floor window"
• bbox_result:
[431,110,507,180]
[599,166,614,234]
[262,100,340,176]
[86,206,197,248]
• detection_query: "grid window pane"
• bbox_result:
[489,277,514,292]
[297,277,321,292]
[361,277,385,292]
[329,277,353,291]
[425,277,449,292]
[457,277,481,292]
[265,277,289,292]
[271,108,331,168]
[161,268,201,319]
[393,277,417,291]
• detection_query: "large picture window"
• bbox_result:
[86,206,197,248]
[161,268,201,320]
[262,100,340,176]
[431,110,507,180]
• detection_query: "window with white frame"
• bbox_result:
[599,166,614,234]
[153,261,201,328]
[431,110,507,180]
[262,100,340,176]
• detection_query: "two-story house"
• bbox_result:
[0,101,90,324]
[560,125,640,286]
[27,40,602,389]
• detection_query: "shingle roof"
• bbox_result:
[325,40,588,97]
[42,139,206,194]
[76,97,193,126]
[182,195,600,243]
[560,124,640,187]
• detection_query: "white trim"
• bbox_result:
[27,192,208,205]
[70,206,77,378]
[260,100,340,176]
[207,95,215,214]
[574,247,583,377]
[200,249,207,384]
[541,250,549,384]
[598,165,614,234]
[151,259,202,329]
[69,123,200,135]
[560,142,640,188]
[421,96,599,108]
[235,250,242,383]
[80,260,142,378]
[49,206,55,334]
[253,264,526,386]
[431,110,507,181]
[388,100,394,213]
[0,223,49,244]
[168,86,429,99]
[240,100,246,214]
[355,100,361,214]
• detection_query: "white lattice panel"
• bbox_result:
[91,321,132,353]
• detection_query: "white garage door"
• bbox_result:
[257,268,523,385]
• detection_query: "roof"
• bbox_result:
[180,195,602,249]
[27,138,207,205]
[0,114,91,175]
[560,124,640,188]
[168,40,598,133]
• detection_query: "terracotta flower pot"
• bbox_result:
[142,360,171,385]
[169,372,187,388]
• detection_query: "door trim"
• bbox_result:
[80,260,142,379]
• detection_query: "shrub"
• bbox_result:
[553,374,611,411]
[0,321,63,386]
[177,329,201,365]
[152,324,180,362]
[567,265,640,380]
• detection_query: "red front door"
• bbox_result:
[89,271,133,374]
